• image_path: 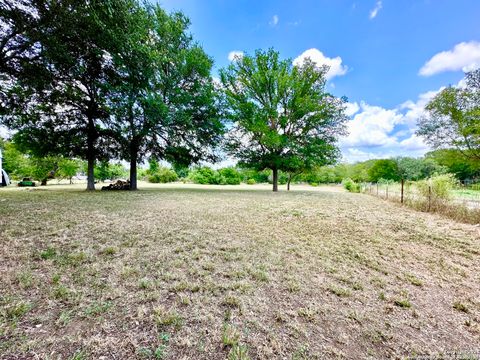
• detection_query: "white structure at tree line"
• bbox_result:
[0,149,11,186]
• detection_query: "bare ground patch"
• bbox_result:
[0,185,479,359]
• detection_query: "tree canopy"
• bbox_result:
[417,69,480,162]
[0,0,223,190]
[220,49,347,191]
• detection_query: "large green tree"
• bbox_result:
[417,69,480,162]
[109,5,223,190]
[1,0,133,190]
[426,149,480,180]
[367,159,400,182]
[220,49,347,191]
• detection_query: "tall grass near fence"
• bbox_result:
[361,175,480,224]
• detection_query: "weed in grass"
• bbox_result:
[224,309,232,322]
[351,282,364,291]
[40,247,56,260]
[327,285,351,298]
[17,271,34,289]
[201,262,215,272]
[51,274,61,285]
[347,310,362,324]
[394,298,411,308]
[297,306,317,322]
[52,285,71,301]
[228,344,250,360]
[85,301,112,317]
[139,278,153,290]
[137,347,153,358]
[178,294,190,306]
[153,307,183,330]
[223,294,241,309]
[453,301,469,313]
[370,277,386,289]
[154,345,167,359]
[286,279,301,293]
[158,332,170,343]
[68,252,87,266]
[56,310,74,327]
[3,300,32,321]
[292,344,310,360]
[101,246,117,256]
[222,324,240,346]
[120,266,139,279]
[249,267,269,282]
[365,329,391,344]
[378,292,386,301]
[274,311,287,323]
[405,274,423,287]
[69,350,87,360]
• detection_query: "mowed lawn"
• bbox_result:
[1,184,479,359]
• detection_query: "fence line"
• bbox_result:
[360,181,480,224]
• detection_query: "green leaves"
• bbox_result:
[418,69,480,161]
[220,48,347,189]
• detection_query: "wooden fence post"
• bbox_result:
[427,183,432,212]
[401,178,404,204]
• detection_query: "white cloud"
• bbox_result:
[344,102,360,117]
[228,51,244,62]
[0,126,10,139]
[342,148,378,162]
[419,41,480,76]
[369,1,382,19]
[341,102,402,148]
[293,48,348,80]
[339,88,442,162]
[269,15,279,26]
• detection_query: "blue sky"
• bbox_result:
[160,0,480,162]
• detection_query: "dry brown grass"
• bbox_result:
[1,183,479,359]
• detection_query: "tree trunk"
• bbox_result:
[86,117,96,191]
[272,168,278,192]
[129,142,138,190]
[287,173,292,191]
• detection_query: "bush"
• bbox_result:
[238,168,270,183]
[187,167,224,185]
[218,167,242,185]
[246,178,256,185]
[310,182,318,187]
[342,178,360,193]
[188,167,218,184]
[416,173,458,200]
[147,167,178,183]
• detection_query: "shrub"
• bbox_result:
[218,168,242,185]
[342,178,360,193]
[416,173,458,200]
[238,168,270,183]
[148,167,178,183]
[188,167,226,185]
[246,178,256,185]
[310,182,318,187]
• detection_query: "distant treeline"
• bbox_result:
[3,137,478,187]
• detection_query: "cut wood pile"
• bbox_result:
[101,179,130,191]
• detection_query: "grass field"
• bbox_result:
[1,183,479,359]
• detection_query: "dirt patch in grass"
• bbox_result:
[0,184,479,359]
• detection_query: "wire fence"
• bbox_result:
[360,180,480,224]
